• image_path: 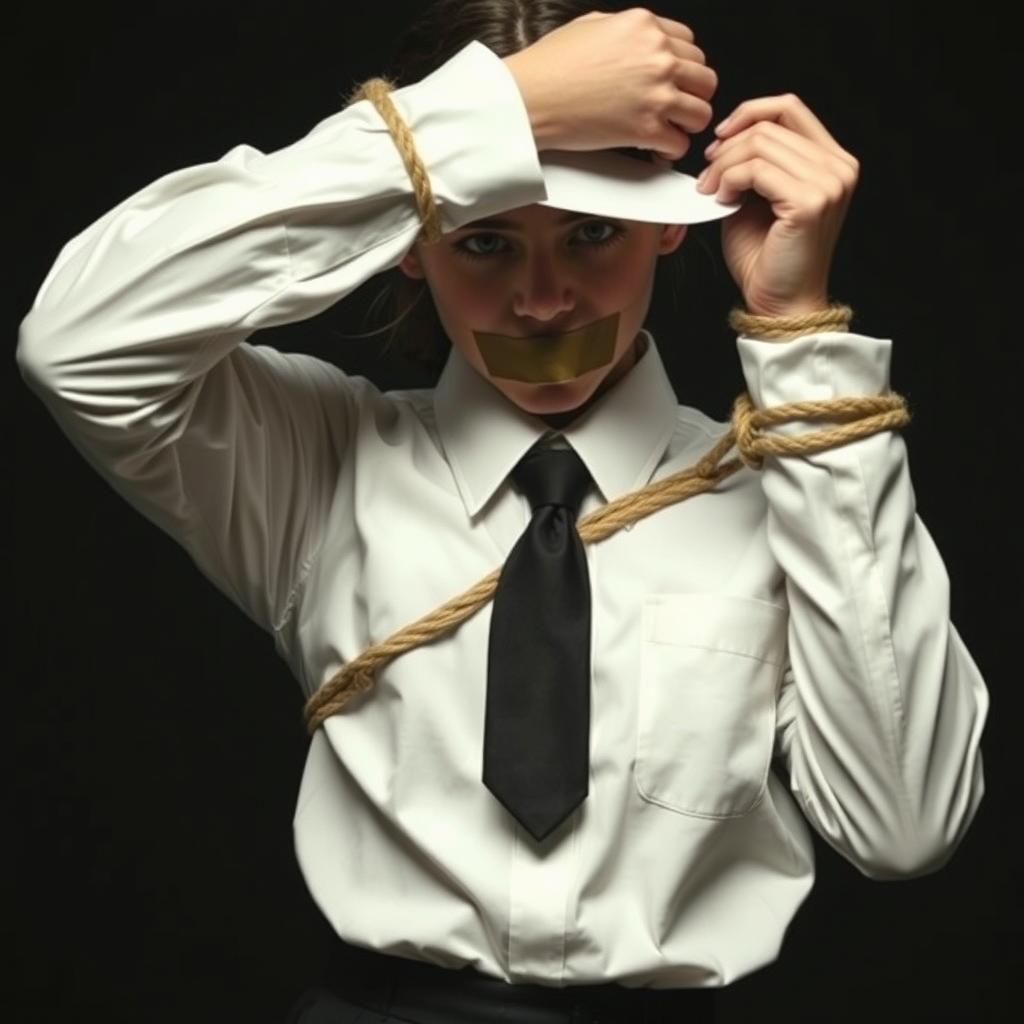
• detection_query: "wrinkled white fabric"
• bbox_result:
[16,39,988,990]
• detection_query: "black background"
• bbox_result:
[10,2,1017,1021]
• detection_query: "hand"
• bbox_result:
[696,94,859,317]
[503,7,718,160]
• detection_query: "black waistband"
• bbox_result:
[319,937,717,1024]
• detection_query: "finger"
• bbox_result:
[576,10,710,94]
[652,51,717,141]
[700,136,805,195]
[648,14,696,44]
[715,156,831,212]
[582,8,696,44]
[654,129,692,162]
[668,43,719,101]
[668,37,710,68]
[715,94,853,165]
[704,121,855,182]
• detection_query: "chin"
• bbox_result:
[502,375,599,414]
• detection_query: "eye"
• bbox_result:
[453,220,626,260]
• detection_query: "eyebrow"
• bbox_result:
[457,212,602,232]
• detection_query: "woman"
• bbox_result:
[15,1,988,1022]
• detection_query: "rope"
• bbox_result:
[305,76,912,734]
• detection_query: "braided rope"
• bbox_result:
[345,77,445,246]
[302,364,910,733]
[729,304,853,339]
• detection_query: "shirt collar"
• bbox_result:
[433,329,679,518]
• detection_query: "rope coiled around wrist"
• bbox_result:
[306,77,912,734]
[345,77,445,245]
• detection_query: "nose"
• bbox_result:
[511,252,576,326]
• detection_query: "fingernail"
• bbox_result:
[696,168,710,191]
[715,117,732,135]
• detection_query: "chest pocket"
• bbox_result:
[635,592,788,819]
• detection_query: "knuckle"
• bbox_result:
[745,134,763,155]
[808,191,831,214]
[824,182,844,204]
[642,110,664,137]
[654,82,679,111]
[654,50,677,77]
[677,21,696,43]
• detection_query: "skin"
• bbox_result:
[695,94,858,318]
[399,204,686,430]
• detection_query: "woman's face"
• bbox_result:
[399,203,686,426]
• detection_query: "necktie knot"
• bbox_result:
[511,445,592,519]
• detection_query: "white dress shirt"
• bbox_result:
[15,39,989,989]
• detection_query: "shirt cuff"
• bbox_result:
[736,332,893,437]
[384,39,547,234]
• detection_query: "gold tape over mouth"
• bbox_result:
[473,312,620,383]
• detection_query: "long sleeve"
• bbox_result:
[737,330,989,880]
[15,40,546,639]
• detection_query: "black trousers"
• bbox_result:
[285,938,717,1024]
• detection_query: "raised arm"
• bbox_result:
[15,40,547,639]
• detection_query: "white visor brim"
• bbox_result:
[536,149,741,225]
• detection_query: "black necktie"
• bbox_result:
[483,443,593,842]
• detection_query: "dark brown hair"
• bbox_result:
[339,0,690,377]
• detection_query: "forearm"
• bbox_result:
[740,330,990,877]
